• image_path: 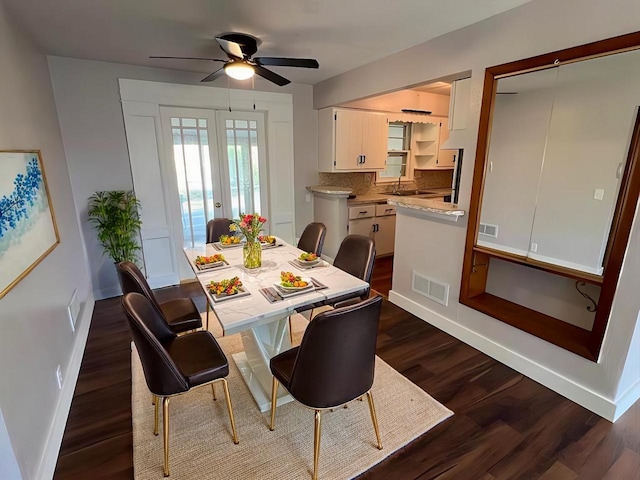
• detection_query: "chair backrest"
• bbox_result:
[116,261,163,312]
[297,222,327,255]
[288,296,383,408]
[206,218,233,244]
[121,292,188,396]
[333,234,376,286]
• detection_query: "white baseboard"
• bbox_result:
[388,290,619,421]
[35,293,95,480]
[613,376,640,421]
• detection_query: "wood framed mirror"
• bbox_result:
[460,31,640,361]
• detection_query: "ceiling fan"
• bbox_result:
[150,33,319,86]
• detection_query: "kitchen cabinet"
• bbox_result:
[412,118,455,169]
[449,78,471,131]
[440,77,471,150]
[347,203,396,256]
[318,108,388,172]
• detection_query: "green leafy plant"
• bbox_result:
[88,191,142,263]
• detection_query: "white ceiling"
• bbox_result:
[5,0,531,85]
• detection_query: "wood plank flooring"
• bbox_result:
[54,258,640,479]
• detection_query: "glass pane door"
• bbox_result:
[160,107,226,249]
[170,117,215,247]
[220,114,267,219]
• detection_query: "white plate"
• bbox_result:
[275,277,313,292]
[296,257,320,266]
[213,240,244,249]
[209,286,251,302]
[195,260,225,270]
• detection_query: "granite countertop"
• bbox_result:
[387,196,465,222]
[307,185,352,195]
[347,188,452,206]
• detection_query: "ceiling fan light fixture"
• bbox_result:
[224,61,255,80]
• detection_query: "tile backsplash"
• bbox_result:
[317,170,453,195]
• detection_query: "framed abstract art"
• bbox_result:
[0,150,59,298]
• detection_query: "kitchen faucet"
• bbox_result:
[392,176,404,194]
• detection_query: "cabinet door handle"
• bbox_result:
[363,155,366,164]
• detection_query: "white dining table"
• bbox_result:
[183,239,369,412]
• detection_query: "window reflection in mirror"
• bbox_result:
[478,48,640,275]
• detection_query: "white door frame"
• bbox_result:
[119,79,295,283]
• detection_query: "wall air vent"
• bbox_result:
[479,223,498,238]
[412,271,449,306]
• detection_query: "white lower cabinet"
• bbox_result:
[347,203,396,256]
[375,215,396,256]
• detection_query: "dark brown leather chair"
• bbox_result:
[116,261,202,334]
[206,218,233,244]
[330,234,376,307]
[297,222,327,255]
[269,296,383,480]
[122,292,239,477]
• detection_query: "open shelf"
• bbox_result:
[462,293,594,360]
[473,245,604,285]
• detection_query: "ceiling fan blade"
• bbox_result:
[253,64,291,86]
[254,57,319,69]
[215,37,244,59]
[200,67,226,83]
[150,56,226,62]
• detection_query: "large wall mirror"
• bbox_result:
[461,32,640,361]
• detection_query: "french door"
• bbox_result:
[160,107,268,278]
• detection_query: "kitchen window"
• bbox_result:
[377,122,412,182]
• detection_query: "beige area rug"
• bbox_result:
[132,313,453,479]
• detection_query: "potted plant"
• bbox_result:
[88,190,142,264]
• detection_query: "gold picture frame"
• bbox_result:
[0,150,60,298]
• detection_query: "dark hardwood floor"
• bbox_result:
[54,257,640,479]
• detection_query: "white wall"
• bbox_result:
[315,0,640,419]
[48,56,317,299]
[0,2,94,478]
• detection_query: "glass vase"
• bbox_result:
[243,240,262,272]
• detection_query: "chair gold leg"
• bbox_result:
[152,394,156,406]
[366,391,382,450]
[221,378,239,444]
[162,397,170,477]
[313,410,322,480]
[154,397,160,436]
[211,383,217,401]
[269,377,279,431]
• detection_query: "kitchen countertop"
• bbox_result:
[347,187,452,205]
[307,185,352,195]
[387,196,465,222]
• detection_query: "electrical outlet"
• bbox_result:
[56,365,63,390]
[531,242,538,253]
[594,188,605,201]
[305,192,311,202]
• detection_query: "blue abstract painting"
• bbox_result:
[0,151,59,298]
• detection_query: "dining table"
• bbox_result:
[183,238,369,412]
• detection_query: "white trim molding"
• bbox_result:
[35,293,95,480]
[388,290,619,421]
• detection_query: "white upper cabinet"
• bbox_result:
[440,77,471,150]
[318,108,388,172]
[449,78,470,131]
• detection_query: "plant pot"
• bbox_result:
[243,240,262,272]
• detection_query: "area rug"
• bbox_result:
[132,314,453,479]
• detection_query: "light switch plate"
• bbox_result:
[530,242,538,253]
[594,189,605,200]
